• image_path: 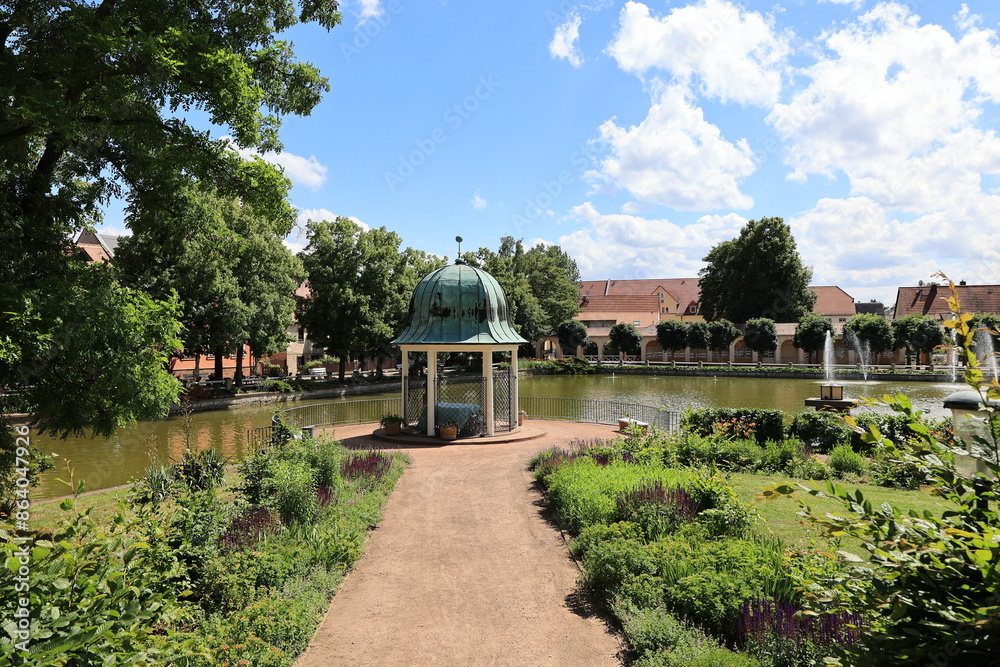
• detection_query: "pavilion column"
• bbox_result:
[483,349,495,436]
[511,346,519,429]
[427,349,438,437]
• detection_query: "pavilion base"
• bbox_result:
[804,398,858,413]
[373,423,546,446]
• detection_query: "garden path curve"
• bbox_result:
[294,420,625,667]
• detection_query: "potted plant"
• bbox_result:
[380,414,404,435]
[437,419,459,441]
[518,410,526,426]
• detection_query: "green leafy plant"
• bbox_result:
[827,443,868,477]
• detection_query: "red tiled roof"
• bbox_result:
[812,286,856,316]
[894,284,1000,319]
[580,278,702,314]
[77,243,112,263]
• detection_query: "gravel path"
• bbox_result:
[294,420,625,667]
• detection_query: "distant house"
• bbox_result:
[539,277,903,365]
[855,300,887,317]
[893,281,1000,320]
[75,230,119,263]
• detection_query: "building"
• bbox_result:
[893,281,1000,320]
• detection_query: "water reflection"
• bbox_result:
[29,375,964,500]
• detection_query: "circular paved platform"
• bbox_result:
[372,422,548,446]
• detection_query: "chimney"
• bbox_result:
[959,280,967,286]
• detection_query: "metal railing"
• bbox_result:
[275,397,403,429]
[257,396,680,447]
[517,396,679,431]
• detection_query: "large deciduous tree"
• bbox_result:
[298,219,433,382]
[687,321,711,357]
[698,217,816,323]
[709,319,740,361]
[608,322,642,358]
[556,320,589,356]
[893,314,944,366]
[0,0,340,490]
[794,313,834,364]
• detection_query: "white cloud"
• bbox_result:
[608,0,790,106]
[471,190,487,210]
[557,202,746,278]
[357,0,383,23]
[594,85,756,210]
[223,137,328,190]
[768,3,1000,211]
[819,0,865,10]
[550,12,584,67]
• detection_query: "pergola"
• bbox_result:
[392,258,527,437]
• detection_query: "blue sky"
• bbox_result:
[99,0,1000,306]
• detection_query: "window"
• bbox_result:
[839,318,847,323]
[297,327,305,342]
[689,305,697,314]
[633,321,641,326]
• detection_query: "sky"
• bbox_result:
[97,0,1000,306]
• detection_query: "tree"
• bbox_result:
[844,314,895,359]
[687,322,711,357]
[698,217,816,323]
[0,0,340,489]
[709,319,740,361]
[893,314,944,366]
[556,320,589,356]
[608,322,642,358]
[298,219,423,381]
[743,318,778,357]
[794,314,833,364]
[116,184,304,383]
[522,243,582,333]
[656,320,688,360]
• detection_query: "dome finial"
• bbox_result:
[455,236,464,264]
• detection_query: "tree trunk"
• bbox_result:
[214,347,224,380]
[234,346,244,387]
[338,354,347,383]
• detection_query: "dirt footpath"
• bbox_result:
[294,421,625,667]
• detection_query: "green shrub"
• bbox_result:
[222,590,323,656]
[787,411,853,453]
[828,443,868,477]
[131,464,176,504]
[681,408,785,444]
[759,440,802,473]
[173,447,227,492]
[258,378,295,393]
[267,459,318,525]
[570,521,643,558]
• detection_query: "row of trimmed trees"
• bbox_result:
[556,312,1000,364]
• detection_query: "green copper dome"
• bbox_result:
[393,261,527,345]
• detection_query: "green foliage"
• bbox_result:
[793,313,833,363]
[892,313,945,365]
[844,313,895,356]
[556,319,590,354]
[656,320,688,357]
[761,279,1000,664]
[787,411,852,454]
[682,408,786,444]
[173,448,227,492]
[0,496,190,665]
[709,319,741,353]
[698,217,816,323]
[743,318,778,355]
[609,322,643,356]
[268,460,319,525]
[828,444,868,477]
[687,321,711,351]
[259,378,295,393]
[522,357,596,374]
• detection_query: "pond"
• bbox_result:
[29,374,964,500]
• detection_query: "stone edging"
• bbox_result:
[169,381,401,415]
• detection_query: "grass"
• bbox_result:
[731,472,956,553]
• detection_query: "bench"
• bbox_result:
[618,417,649,432]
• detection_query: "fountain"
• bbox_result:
[844,330,871,381]
[823,330,835,381]
[973,328,999,381]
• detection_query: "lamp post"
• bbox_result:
[943,390,1000,477]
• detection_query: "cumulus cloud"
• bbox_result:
[593,85,756,210]
[768,3,1000,212]
[357,0,383,23]
[818,0,865,9]
[608,0,790,106]
[550,12,584,67]
[557,202,746,278]
[223,136,329,190]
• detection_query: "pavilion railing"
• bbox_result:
[274,397,404,430]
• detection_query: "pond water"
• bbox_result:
[29,374,964,500]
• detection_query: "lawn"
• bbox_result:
[732,471,956,552]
